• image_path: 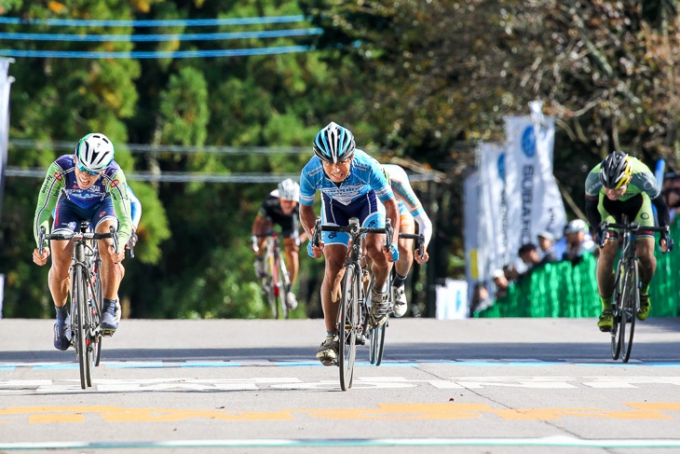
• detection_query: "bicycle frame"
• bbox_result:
[312,217,393,391]
[39,224,118,389]
[258,231,291,319]
[600,215,669,362]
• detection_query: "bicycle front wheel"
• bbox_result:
[610,263,625,360]
[71,266,89,389]
[338,263,360,391]
[621,262,638,363]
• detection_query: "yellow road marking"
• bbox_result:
[1,403,680,423]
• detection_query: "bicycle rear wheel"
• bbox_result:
[370,323,387,366]
[338,263,359,391]
[621,263,638,363]
[72,266,89,389]
[92,267,103,367]
[274,256,288,320]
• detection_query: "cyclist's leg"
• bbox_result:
[393,207,415,317]
[93,201,121,331]
[633,193,656,320]
[363,196,392,326]
[282,237,299,309]
[253,217,272,278]
[317,244,346,364]
[315,195,350,364]
[50,202,78,350]
[596,196,617,331]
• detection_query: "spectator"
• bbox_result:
[491,269,509,299]
[536,231,558,264]
[518,243,541,277]
[562,219,596,264]
[552,224,569,260]
[662,173,680,222]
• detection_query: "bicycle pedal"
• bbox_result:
[100,329,116,337]
[356,334,366,345]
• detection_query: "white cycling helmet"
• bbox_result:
[278,178,300,201]
[75,133,115,172]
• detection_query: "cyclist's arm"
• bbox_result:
[33,162,65,247]
[252,213,269,236]
[413,213,433,248]
[127,183,142,230]
[651,194,671,227]
[300,204,317,240]
[107,170,133,247]
[585,195,600,236]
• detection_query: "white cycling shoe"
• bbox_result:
[393,286,408,318]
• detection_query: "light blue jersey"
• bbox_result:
[299,149,394,206]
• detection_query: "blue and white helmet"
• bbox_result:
[75,133,115,172]
[313,122,356,164]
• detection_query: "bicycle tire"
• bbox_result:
[621,262,638,363]
[274,255,288,320]
[338,263,359,391]
[365,273,378,365]
[370,323,387,366]
[93,266,103,367]
[610,262,625,360]
[72,265,89,390]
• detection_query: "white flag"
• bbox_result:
[0,57,14,224]
[477,142,507,280]
[504,102,567,266]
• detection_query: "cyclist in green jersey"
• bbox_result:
[32,133,133,350]
[584,151,671,332]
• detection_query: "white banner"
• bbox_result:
[435,279,469,319]
[0,57,14,224]
[503,101,567,267]
[477,142,507,280]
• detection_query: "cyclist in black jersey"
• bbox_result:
[584,151,671,332]
[251,179,303,310]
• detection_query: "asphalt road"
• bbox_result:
[1,317,680,454]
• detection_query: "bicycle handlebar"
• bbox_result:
[254,230,278,238]
[39,226,119,255]
[598,221,672,252]
[312,218,394,250]
[399,232,425,260]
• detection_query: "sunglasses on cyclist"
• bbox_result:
[76,161,101,176]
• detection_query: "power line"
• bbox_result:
[0,45,311,59]
[0,28,323,42]
[10,139,311,155]
[5,168,437,183]
[0,15,308,27]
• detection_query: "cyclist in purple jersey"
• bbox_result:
[299,122,400,365]
[32,133,133,350]
[251,178,303,310]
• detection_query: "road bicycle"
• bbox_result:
[256,230,292,319]
[312,217,393,391]
[39,223,119,389]
[367,231,426,366]
[598,215,672,363]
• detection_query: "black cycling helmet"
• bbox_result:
[599,150,632,190]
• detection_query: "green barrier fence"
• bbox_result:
[477,216,680,318]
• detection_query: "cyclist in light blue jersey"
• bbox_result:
[381,164,432,317]
[300,122,401,365]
